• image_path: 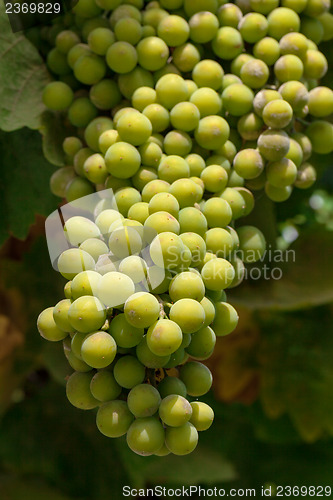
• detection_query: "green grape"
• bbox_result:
[178,207,207,236]
[190,401,214,431]
[159,394,192,427]
[220,187,246,219]
[237,113,264,141]
[127,384,161,417]
[212,301,239,336]
[165,422,198,455]
[154,62,181,81]
[185,79,198,97]
[124,292,160,329]
[172,43,201,73]
[237,225,266,262]
[53,299,74,333]
[127,417,165,456]
[83,154,108,184]
[114,17,142,45]
[212,27,244,60]
[156,74,189,110]
[158,155,190,183]
[184,0,218,16]
[90,370,122,402]
[186,325,216,360]
[306,121,333,154]
[285,138,303,167]
[170,179,202,209]
[228,255,245,288]
[279,81,308,113]
[304,0,330,16]
[74,54,106,85]
[147,319,183,355]
[142,103,170,132]
[164,130,192,157]
[63,338,92,372]
[68,296,106,333]
[109,313,144,348]
[201,258,235,291]
[56,30,81,54]
[231,53,255,78]
[142,7,169,29]
[144,210,180,234]
[265,182,292,201]
[71,331,88,360]
[98,271,136,308]
[308,87,333,118]
[66,177,95,202]
[142,179,170,202]
[189,11,219,43]
[203,197,233,228]
[216,141,237,164]
[66,372,99,410]
[71,270,101,301]
[105,41,138,74]
[160,0,184,9]
[113,355,145,389]
[239,13,268,43]
[37,307,68,342]
[149,193,179,218]
[116,111,152,147]
[318,12,333,41]
[253,37,280,66]
[266,158,297,187]
[274,54,304,82]
[81,331,117,369]
[200,297,216,327]
[240,59,269,89]
[258,129,290,161]
[262,99,293,129]
[233,149,264,179]
[192,60,224,91]
[217,3,242,28]
[114,187,141,216]
[85,116,114,152]
[47,47,71,75]
[73,147,94,176]
[50,167,76,198]
[57,248,95,280]
[295,162,317,189]
[180,361,212,396]
[228,169,245,188]
[80,238,109,262]
[68,97,98,128]
[110,4,142,28]
[234,187,255,216]
[147,266,172,294]
[303,50,327,79]
[88,27,115,55]
[195,116,230,150]
[279,32,308,60]
[169,298,205,334]
[205,227,234,257]
[179,232,206,267]
[189,88,222,117]
[222,83,254,116]
[157,15,190,47]
[158,376,187,398]
[95,209,123,236]
[97,400,134,437]
[64,281,72,301]
[169,271,205,302]
[105,142,141,179]
[137,37,169,72]
[267,7,300,40]
[119,256,147,284]
[64,216,101,247]
[250,0,279,13]
[73,0,102,17]
[63,137,82,159]
[95,254,118,275]
[185,154,206,177]
[67,43,91,69]
[42,81,73,111]
[132,87,157,112]
[169,103,200,133]
[136,335,171,368]
[221,73,242,90]
[139,142,163,168]
[281,0,307,11]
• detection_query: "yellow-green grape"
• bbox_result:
[200,165,228,193]
[64,216,100,246]
[97,400,134,437]
[113,355,145,389]
[220,187,246,219]
[158,376,187,398]
[80,239,109,262]
[192,59,224,91]
[172,43,201,73]
[50,167,76,198]
[159,395,192,427]
[83,153,108,184]
[90,370,122,402]
[231,53,255,77]
[105,41,138,74]
[304,0,330,17]
[149,192,179,218]
[253,36,280,65]
[67,43,91,69]
[144,210,180,234]
[119,255,147,284]
[266,158,297,187]
[279,32,308,60]
[195,116,229,150]
[157,14,190,46]
[190,401,214,431]
[105,142,141,179]
[128,202,150,224]
[127,417,165,456]
[318,12,333,41]
[142,179,170,202]
[158,155,190,183]
[285,138,303,168]
[185,79,198,97]
[295,162,317,189]
[239,12,268,43]
[95,209,123,236]
[189,87,222,117]
[68,296,106,333]
[240,59,269,89]
[228,169,245,188]
[165,422,198,455]
[212,26,244,60]
[169,102,200,133]
[63,338,92,372]
[233,149,264,180]
[205,227,234,257]
[37,307,68,342]
[217,3,242,28]
[170,298,206,334]
[57,249,95,280]
[98,271,136,307]
[184,0,218,16]
[306,121,333,154]
[180,361,212,396]
[147,266,172,294]
[47,47,71,75]
[114,187,141,217]
[237,225,266,263]
[118,67,154,100]
[124,292,160,328]
[179,232,206,267]
[114,17,142,45]
[139,141,163,168]
[117,110,152,146]
[42,81,74,111]
[200,297,216,327]
[274,54,304,82]
[189,11,219,42]
[265,182,293,201]
[73,54,106,85]
[279,81,308,113]
[212,301,239,336]
[53,299,74,333]
[127,384,161,417]
[221,73,242,90]
[227,255,246,288]
[303,50,327,80]
[85,116,114,152]
[109,4,142,27]
[281,0,307,12]
[222,83,254,116]
[164,130,192,156]
[132,167,158,191]
[234,187,255,217]
[143,103,170,132]
[201,257,235,291]
[132,86,157,111]
[186,326,216,360]
[65,177,95,202]
[308,87,333,118]
[169,271,205,302]
[237,112,264,141]
[169,179,201,209]
[64,281,72,300]
[66,372,99,410]
[136,335,171,368]
[73,147,94,176]
[178,207,207,236]
[81,331,117,369]
[253,89,282,117]
[56,30,81,55]
[94,254,117,276]
[109,313,144,348]
[71,332,87,360]
[262,99,293,129]
[267,7,300,40]
[88,27,115,56]
[202,198,232,229]
[160,345,186,367]
[147,318,183,355]
[257,129,290,161]
[155,74,189,109]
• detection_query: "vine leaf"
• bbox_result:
[40,111,67,167]
[0,3,50,131]
[0,128,58,246]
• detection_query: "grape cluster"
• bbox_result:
[36,0,333,455]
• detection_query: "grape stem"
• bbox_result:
[156,295,168,319]
[147,368,157,387]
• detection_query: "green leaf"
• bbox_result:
[0,3,50,131]
[0,128,58,246]
[40,111,68,167]
[229,228,333,311]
